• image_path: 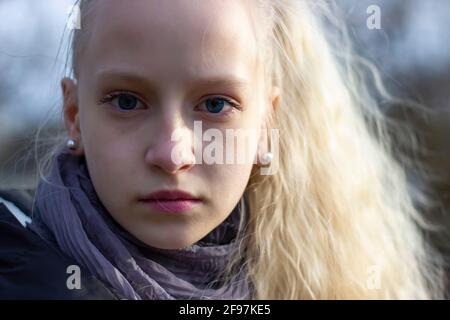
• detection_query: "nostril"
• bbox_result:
[145,142,195,175]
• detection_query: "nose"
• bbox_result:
[144,115,196,175]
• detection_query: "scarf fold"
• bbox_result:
[29,147,251,300]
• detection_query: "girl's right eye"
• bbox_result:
[98,92,146,112]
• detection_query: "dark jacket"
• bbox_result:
[0,188,121,299]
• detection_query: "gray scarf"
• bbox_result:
[29,147,251,300]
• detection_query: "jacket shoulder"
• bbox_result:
[0,191,121,300]
[0,187,35,226]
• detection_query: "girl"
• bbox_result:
[0,0,446,299]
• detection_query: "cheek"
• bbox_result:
[203,162,253,215]
[79,109,140,206]
[80,105,141,163]
[83,145,137,215]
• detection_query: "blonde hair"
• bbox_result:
[33,0,446,299]
[227,0,446,299]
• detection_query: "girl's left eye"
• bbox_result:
[197,97,242,116]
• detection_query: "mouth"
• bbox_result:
[139,189,203,214]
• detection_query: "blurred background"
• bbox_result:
[0,0,449,286]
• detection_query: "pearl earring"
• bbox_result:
[66,138,78,150]
[260,152,273,165]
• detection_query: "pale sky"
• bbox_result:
[0,0,75,140]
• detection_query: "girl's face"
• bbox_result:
[62,0,280,249]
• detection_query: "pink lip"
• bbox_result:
[139,189,202,214]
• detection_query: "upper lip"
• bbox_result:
[140,189,200,201]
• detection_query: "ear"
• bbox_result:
[270,86,281,111]
[254,86,281,166]
[61,77,84,156]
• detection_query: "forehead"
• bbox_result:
[80,0,259,86]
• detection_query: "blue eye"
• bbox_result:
[99,92,144,112]
[205,98,226,113]
[117,94,138,110]
[200,97,241,116]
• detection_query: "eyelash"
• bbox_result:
[97,91,243,116]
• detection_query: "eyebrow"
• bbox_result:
[94,69,249,92]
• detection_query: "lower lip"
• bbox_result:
[139,199,202,214]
